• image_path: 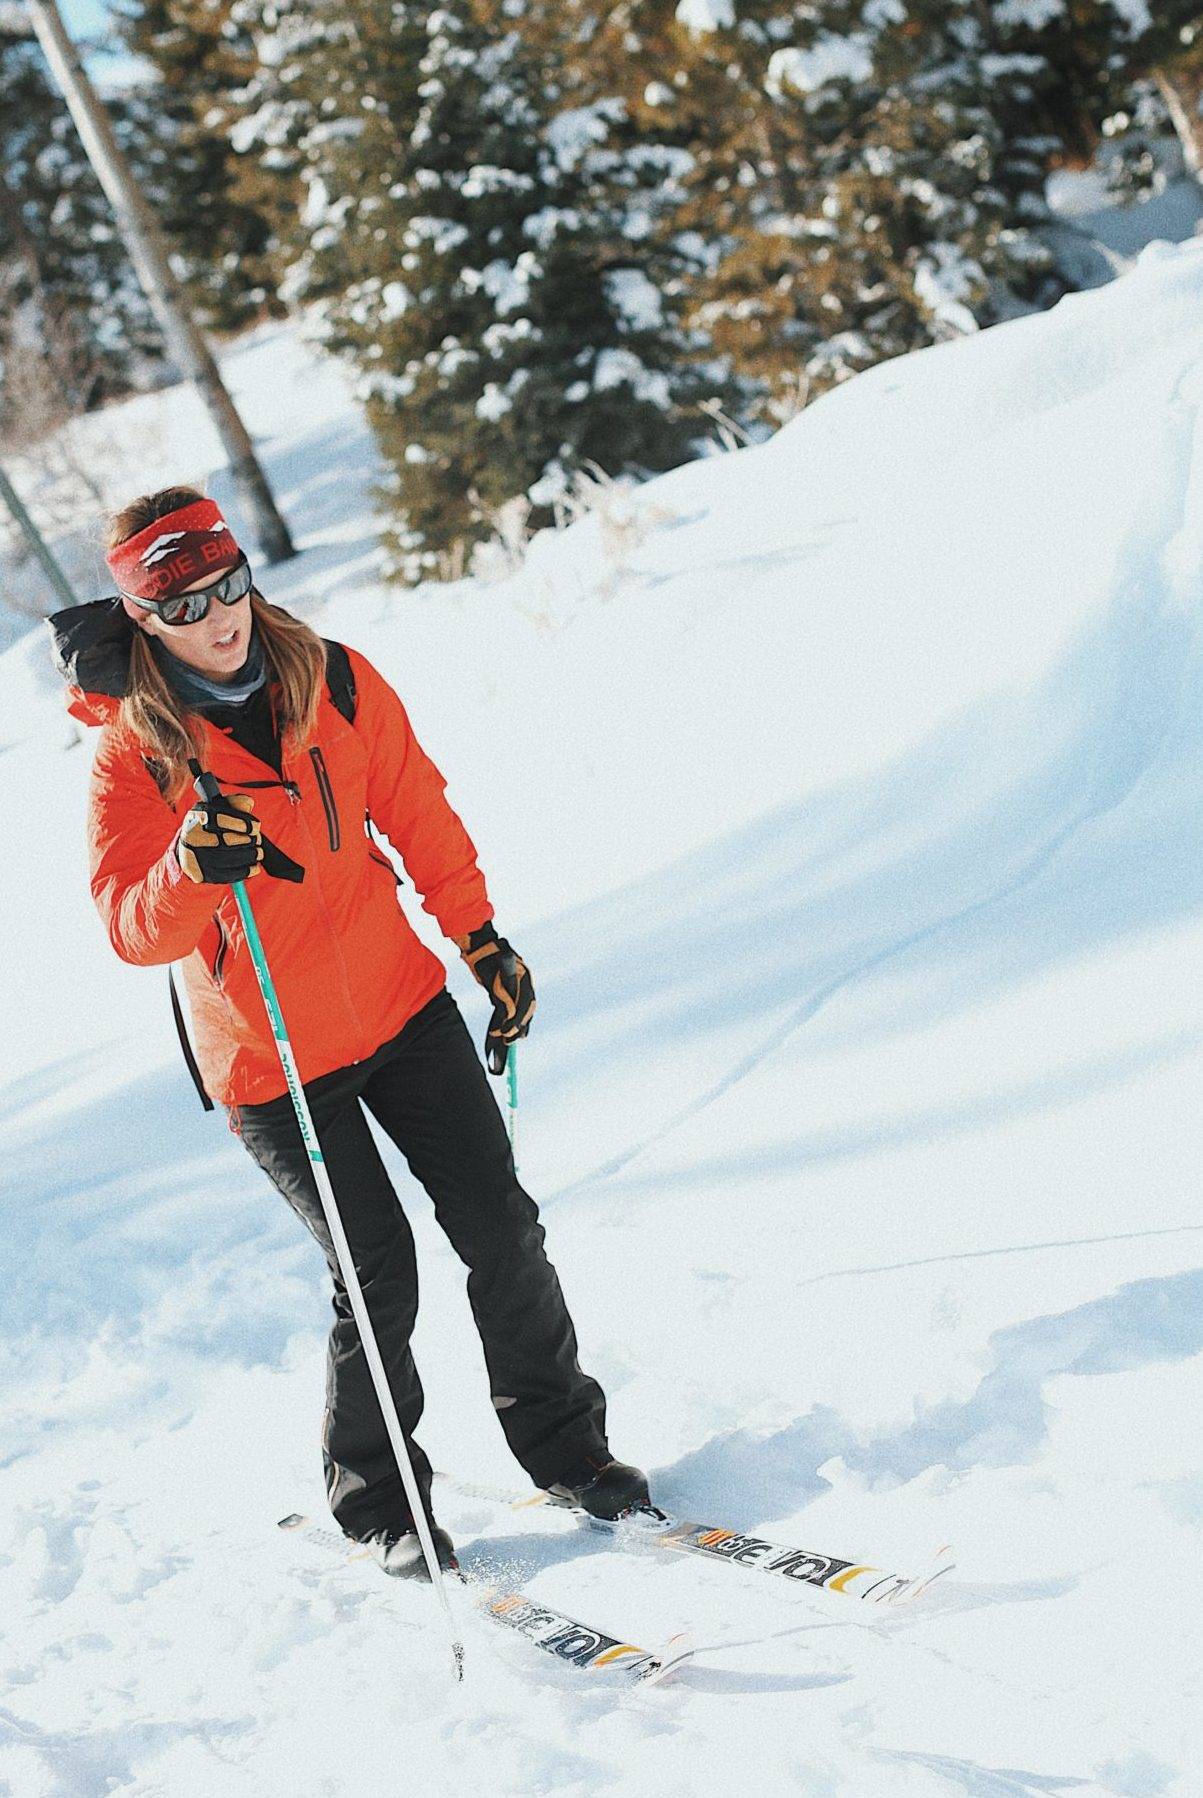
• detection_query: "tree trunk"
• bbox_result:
[24,0,296,564]
[0,462,79,610]
[1154,64,1203,182]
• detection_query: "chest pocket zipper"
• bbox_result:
[310,747,340,851]
[212,915,229,985]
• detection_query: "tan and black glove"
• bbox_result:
[454,921,535,1075]
[174,793,263,885]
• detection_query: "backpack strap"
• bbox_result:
[169,964,215,1112]
[323,639,357,725]
[324,636,399,882]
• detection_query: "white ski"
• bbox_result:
[435,1476,955,1608]
[277,1513,693,1688]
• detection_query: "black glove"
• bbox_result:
[174,793,263,885]
[455,921,535,1075]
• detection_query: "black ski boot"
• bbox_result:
[364,1522,458,1580]
[547,1457,651,1521]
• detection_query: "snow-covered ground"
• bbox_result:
[3,238,1203,1796]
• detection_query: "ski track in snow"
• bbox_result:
[2,245,1203,1795]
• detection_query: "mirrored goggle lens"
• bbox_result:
[156,559,253,625]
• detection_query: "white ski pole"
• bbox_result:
[189,761,465,1682]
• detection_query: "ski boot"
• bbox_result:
[363,1521,458,1580]
[547,1456,652,1522]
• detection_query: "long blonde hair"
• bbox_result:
[107,486,327,803]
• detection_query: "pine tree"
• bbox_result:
[656,0,872,419]
[0,24,162,446]
[266,0,709,579]
[655,0,1083,415]
[116,0,290,329]
[536,0,767,429]
[803,0,1074,364]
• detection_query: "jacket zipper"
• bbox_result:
[365,810,402,887]
[212,915,228,986]
[368,846,401,885]
[222,776,301,799]
[309,747,340,851]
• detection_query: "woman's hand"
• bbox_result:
[174,793,264,884]
[454,921,535,1074]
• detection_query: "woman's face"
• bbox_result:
[122,571,255,682]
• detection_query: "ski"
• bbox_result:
[277,1513,693,1688]
[645,1516,952,1606]
[436,1475,954,1608]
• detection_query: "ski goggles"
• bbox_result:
[123,556,254,626]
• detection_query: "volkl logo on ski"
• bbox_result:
[678,1526,860,1585]
[481,1588,680,1679]
[656,1518,950,1603]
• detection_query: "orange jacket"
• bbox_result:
[68,634,491,1109]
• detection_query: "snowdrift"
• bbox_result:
[2,239,1202,1795]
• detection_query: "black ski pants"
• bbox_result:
[235,989,608,1541]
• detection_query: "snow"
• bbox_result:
[861,0,905,24]
[460,165,536,199]
[544,101,624,172]
[591,346,673,407]
[4,241,1203,1792]
[523,204,583,249]
[1108,0,1152,32]
[994,0,1064,25]
[912,244,982,334]
[1048,167,1203,265]
[379,279,413,320]
[480,255,536,315]
[674,0,735,34]
[766,37,873,99]
[980,52,1046,78]
[603,267,665,332]
[404,216,471,256]
[475,383,512,421]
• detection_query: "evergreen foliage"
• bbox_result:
[115,0,291,328]
[5,0,1188,574]
[253,0,710,579]
[1104,5,1203,197]
[600,2,1080,417]
[0,26,161,445]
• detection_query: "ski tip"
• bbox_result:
[640,1632,695,1689]
[277,1513,307,1531]
[892,1548,957,1606]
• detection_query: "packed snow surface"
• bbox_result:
[3,239,1203,1795]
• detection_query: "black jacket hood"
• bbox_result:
[45,597,136,725]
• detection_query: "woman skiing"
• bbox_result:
[49,485,649,1574]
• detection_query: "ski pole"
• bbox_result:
[188,760,465,1682]
[505,1042,519,1172]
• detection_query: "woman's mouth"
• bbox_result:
[213,627,240,649]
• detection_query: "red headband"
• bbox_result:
[106,498,243,601]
